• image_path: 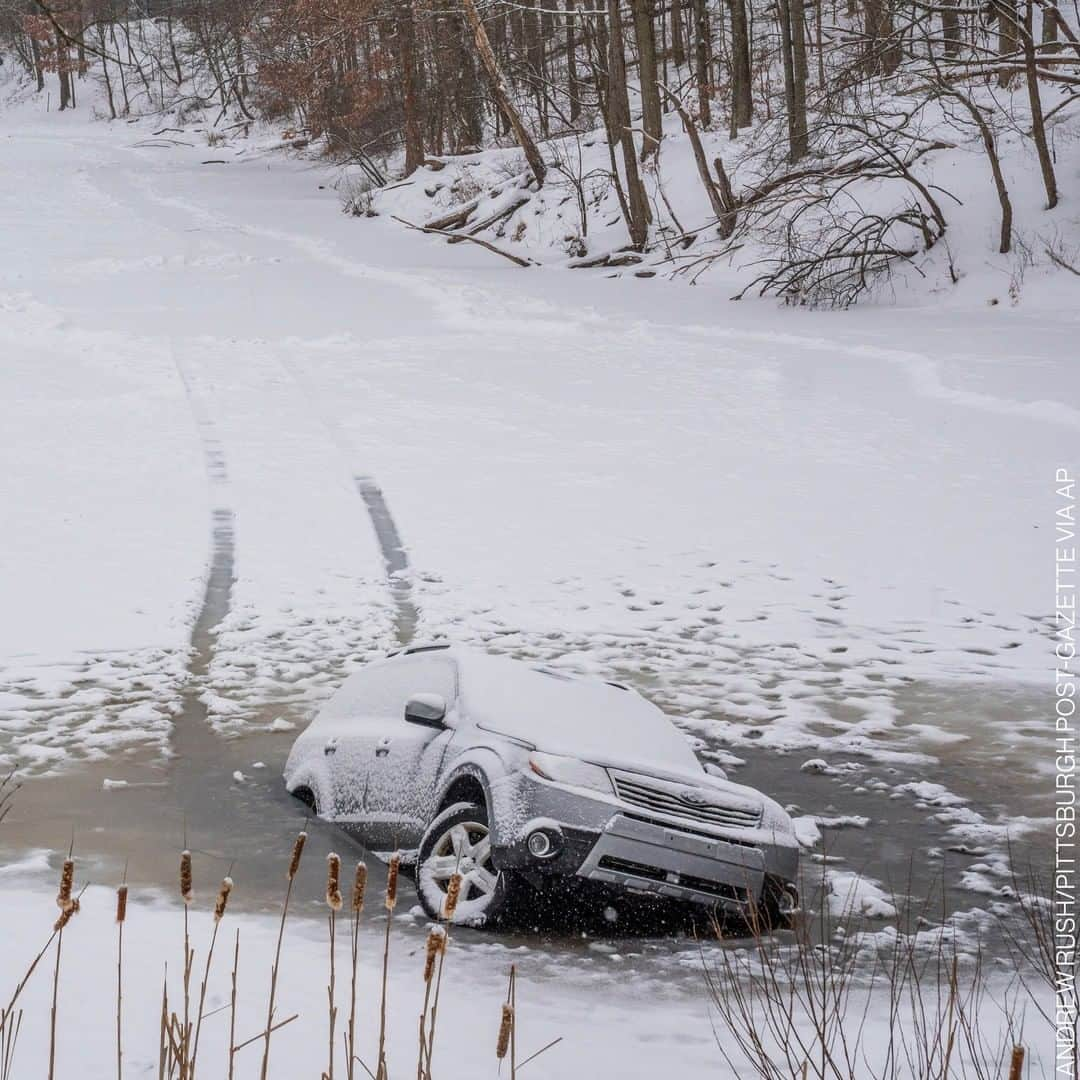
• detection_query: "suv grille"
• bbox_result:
[612,773,762,831]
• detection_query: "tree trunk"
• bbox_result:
[790,0,808,149]
[995,0,1019,84]
[607,0,650,247]
[941,0,961,57]
[671,0,686,65]
[461,0,547,185]
[730,0,753,129]
[864,0,899,74]
[944,87,1013,252]
[630,0,663,157]
[97,25,117,118]
[55,30,72,110]
[566,0,582,120]
[1023,0,1058,206]
[777,0,798,157]
[30,35,45,92]
[815,0,825,86]
[399,1,425,173]
[526,0,548,137]
[1040,5,1060,51]
[777,0,808,159]
[692,0,712,126]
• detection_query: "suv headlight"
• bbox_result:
[529,752,613,796]
[760,798,795,838]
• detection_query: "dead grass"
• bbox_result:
[705,863,1039,1080]
[0,833,556,1080]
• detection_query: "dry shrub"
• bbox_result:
[706,865,1035,1079]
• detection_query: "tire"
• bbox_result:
[416,801,514,927]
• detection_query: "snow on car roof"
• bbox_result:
[449,648,704,774]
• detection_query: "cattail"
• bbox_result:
[351,861,367,914]
[1008,1046,1026,1080]
[496,1004,513,1060]
[443,873,463,920]
[180,850,193,905]
[54,896,80,933]
[423,928,445,983]
[326,853,343,911]
[384,853,400,911]
[214,876,233,922]
[116,883,128,924]
[57,857,74,912]
[287,831,307,881]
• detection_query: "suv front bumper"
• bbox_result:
[576,813,765,908]
[489,771,798,910]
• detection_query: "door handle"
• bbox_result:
[324,740,337,756]
[375,745,390,757]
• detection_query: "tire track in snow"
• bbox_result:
[267,349,419,647]
[170,346,236,752]
[352,476,418,646]
[113,176,420,647]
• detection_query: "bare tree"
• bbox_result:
[460,0,547,185]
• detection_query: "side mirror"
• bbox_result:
[704,762,728,781]
[404,693,447,729]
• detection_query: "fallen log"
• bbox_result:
[465,191,531,235]
[391,216,533,268]
[568,249,643,268]
[423,198,482,231]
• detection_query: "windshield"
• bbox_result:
[457,651,703,775]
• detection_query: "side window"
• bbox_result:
[353,658,457,721]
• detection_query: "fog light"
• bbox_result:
[527,830,554,858]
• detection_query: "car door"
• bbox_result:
[361,655,460,849]
[315,670,388,826]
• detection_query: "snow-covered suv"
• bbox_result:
[283,644,800,927]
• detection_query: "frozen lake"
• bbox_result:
[0,90,1071,1076]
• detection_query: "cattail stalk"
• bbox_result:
[180,851,193,1080]
[260,831,306,1080]
[190,877,232,1079]
[346,862,366,1080]
[496,1004,513,1061]
[48,857,80,1080]
[508,966,517,1080]
[116,884,128,1080]
[158,976,168,1080]
[180,851,193,905]
[176,851,195,1080]
[423,872,463,1079]
[57,859,74,912]
[1008,1046,1026,1080]
[326,854,341,1080]
[1,1007,23,1080]
[385,855,399,911]
[376,854,400,1080]
[417,929,444,1080]
[443,873,462,921]
[422,929,444,985]
[227,931,240,1080]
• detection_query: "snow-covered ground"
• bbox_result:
[0,83,1073,776]
[0,851,1053,1080]
[367,73,1080,310]
[0,72,1070,1075]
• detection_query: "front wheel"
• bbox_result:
[416,802,515,927]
